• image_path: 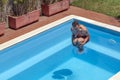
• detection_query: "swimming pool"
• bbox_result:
[0,15,120,80]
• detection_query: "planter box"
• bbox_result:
[42,0,70,16]
[0,22,5,36]
[8,9,40,29]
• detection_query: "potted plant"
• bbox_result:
[8,0,40,29]
[41,0,70,16]
[0,0,7,36]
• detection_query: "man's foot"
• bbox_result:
[78,48,84,53]
[77,45,83,52]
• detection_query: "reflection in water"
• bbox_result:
[109,39,116,44]
[52,69,73,80]
[72,47,86,55]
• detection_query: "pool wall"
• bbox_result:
[1,15,120,50]
[9,45,74,80]
[75,44,120,74]
[0,20,73,79]
[0,15,120,80]
[76,19,120,52]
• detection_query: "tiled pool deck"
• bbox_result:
[0,6,120,44]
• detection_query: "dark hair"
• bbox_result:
[72,20,79,27]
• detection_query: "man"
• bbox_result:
[71,20,90,52]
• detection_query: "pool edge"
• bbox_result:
[109,71,120,80]
[0,15,120,50]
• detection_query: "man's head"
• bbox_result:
[72,20,79,27]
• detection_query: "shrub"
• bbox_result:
[42,0,62,5]
[0,0,7,22]
[11,0,38,16]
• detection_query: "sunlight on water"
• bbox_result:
[109,39,116,44]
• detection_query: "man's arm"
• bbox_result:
[82,35,89,44]
[79,25,87,31]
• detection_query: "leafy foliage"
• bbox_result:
[42,0,62,5]
[0,0,7,22]
[11,0,38,16]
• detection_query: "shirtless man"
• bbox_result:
[71,20,90,52]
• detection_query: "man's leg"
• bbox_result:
[72,35,78,46]
[76,41,83,52]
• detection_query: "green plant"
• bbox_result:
[71,0,120,18]
[11,0,38,16]
[28,0,38,12]
[42,0,62,5]
[0,0,7,22]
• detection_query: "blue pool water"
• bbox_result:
[0,18,120,80]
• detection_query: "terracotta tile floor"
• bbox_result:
[0,6,120,44]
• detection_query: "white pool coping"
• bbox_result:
[0,15,120,50]
[0,15,120,79]
[109,72,120,80]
